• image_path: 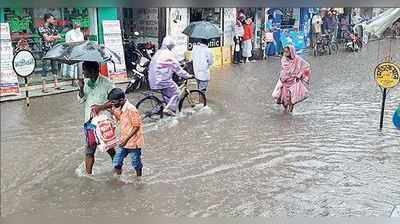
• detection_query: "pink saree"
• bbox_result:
[273,45,311,107]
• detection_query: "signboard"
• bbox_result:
[223,8,236,47]
[374,61,400,130]
[102,20,127,82]
[188,37,221,50]
[12,50,36,77]
[168,8,189,61]
[222,47,232,64]
[374,62,400,89]
[0,23,20,97]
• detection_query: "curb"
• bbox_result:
[0,81,130,103]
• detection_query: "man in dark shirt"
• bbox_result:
[323,11,339,41]
[38,13,62,92]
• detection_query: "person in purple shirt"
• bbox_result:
[148,36,192,116]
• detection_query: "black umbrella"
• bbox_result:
[43,41,121,65]
[182,21,222,39]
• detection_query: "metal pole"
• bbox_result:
[24,77,30,107]
[379,88,387,130]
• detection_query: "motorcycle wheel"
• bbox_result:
[125,79,140,94]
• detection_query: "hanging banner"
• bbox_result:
[223,8,236,47]
[168,8,189,61]
[102,20,127,82]
[0,23,20,97]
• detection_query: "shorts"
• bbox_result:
[197,80,209,93]
[113,147,143,171]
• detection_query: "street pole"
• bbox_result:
[379,88,387,131]
[24,77,30,107]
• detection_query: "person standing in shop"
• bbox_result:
[62,22,84,86]
[233,19,244,64]
[38,13,62,93]
[242,17,255,63]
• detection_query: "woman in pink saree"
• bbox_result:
[272,45,311,112]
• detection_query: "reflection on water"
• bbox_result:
[1,40,400,218]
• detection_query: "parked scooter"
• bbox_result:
[124,32,156,94]
[343,30,362,52]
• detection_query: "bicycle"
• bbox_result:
[136,74,207,123]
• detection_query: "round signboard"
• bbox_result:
[12,50,36,77]
[374,62,400,89]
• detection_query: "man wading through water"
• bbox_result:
[78,61,116,175]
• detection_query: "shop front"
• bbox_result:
[1,7,97,86]
[188,8,237,67]
[120,8,165,48]
[187,8,223,68]
[236,8,265,60]
[165,8,236,69]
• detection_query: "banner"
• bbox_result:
[0,23,20,97]
[102,20,127,82]
[188,37,221,50]
[223,8,236,47]
[168,8,189,61]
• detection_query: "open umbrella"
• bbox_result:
[43,41,121,65]
[182,21,222,39]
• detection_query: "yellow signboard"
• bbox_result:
[185,47,224,69]
[211,47,222,68]
[222,47,232,65]
[374,62,400,89]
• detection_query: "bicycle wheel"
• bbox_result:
[178,90,207,112]
[136,96,164,122]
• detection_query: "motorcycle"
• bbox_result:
[124,32,156,94]
[343,30,362,52]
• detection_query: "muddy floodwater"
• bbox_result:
[1,40,400,218]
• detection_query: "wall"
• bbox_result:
[97,7,118,44]
[0,8,4,23]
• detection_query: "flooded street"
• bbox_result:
[1,40,400,218]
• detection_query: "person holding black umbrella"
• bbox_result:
[192,38,214,94]
[78,61,116,175]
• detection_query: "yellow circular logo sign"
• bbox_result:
[374,62,400,89]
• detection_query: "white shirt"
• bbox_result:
[235,24,244,37]
[192,44,214,81]
[65,29,84,43]
[311,15,323,33]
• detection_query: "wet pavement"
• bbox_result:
[1,39,400,218]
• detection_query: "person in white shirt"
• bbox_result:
[311,12,323,48]
[62,23,84,86]
[192,39,214,94]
